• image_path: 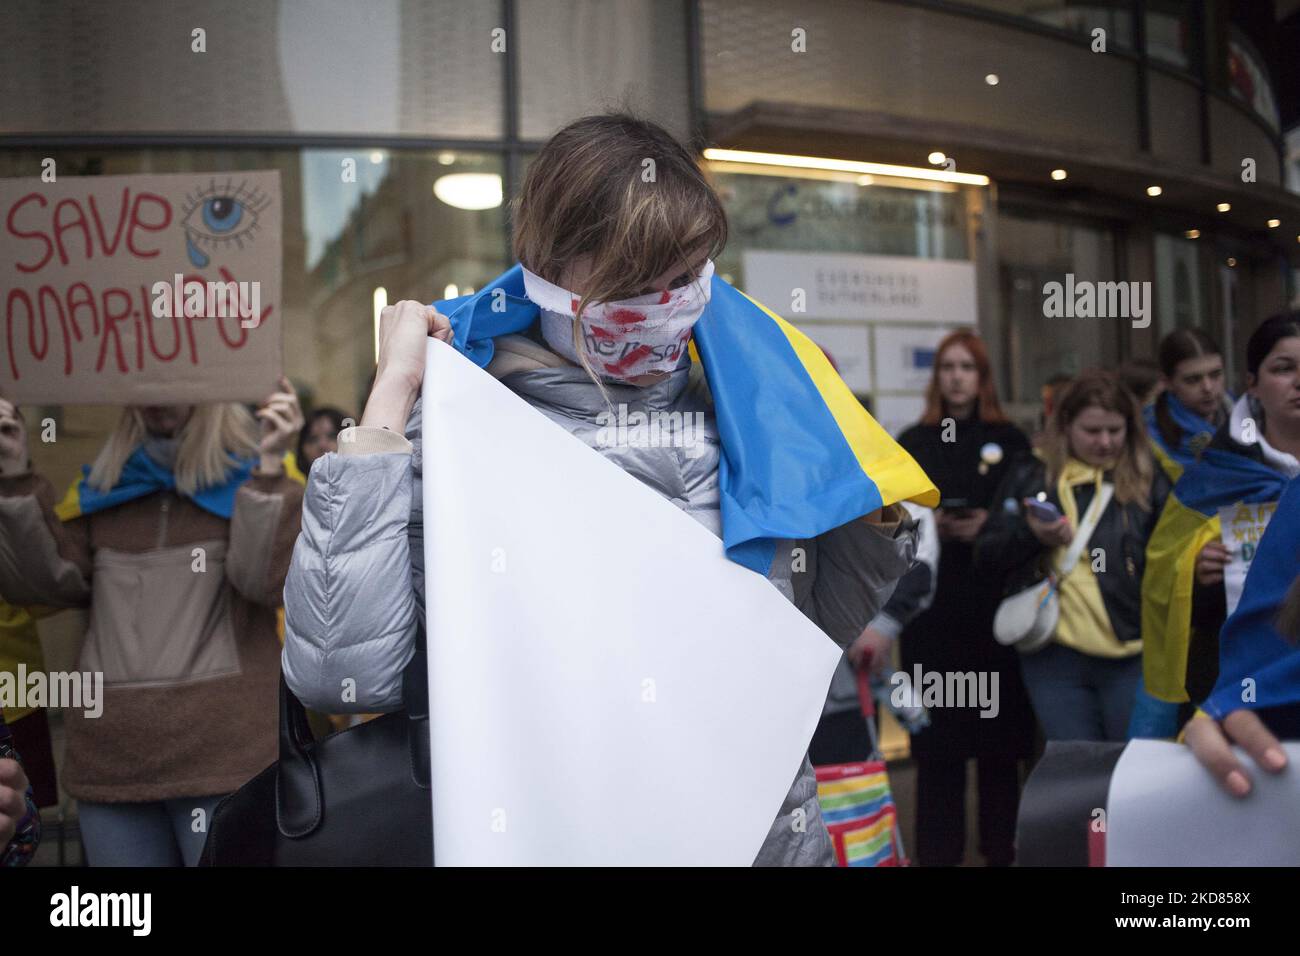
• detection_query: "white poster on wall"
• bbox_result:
[871,394,927,439]
[795,322,872,394]
[874,325,955,392]
[742,250,976,324]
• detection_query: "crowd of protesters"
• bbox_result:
[1,117,1298,868]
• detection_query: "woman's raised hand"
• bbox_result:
[255,375,306,465]
[375,301,453,396]
[0,395,30,478]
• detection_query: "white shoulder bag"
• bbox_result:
[992,482,1115,654]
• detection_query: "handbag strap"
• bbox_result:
[276,626,431,839]
[1054,481,1114,577]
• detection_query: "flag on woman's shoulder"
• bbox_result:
[433,264,938,573]
[1202,477,1300,720]
[1142,446,1291,702]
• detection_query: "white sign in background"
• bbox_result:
[797,322,871,394]
[1218,501,1278,616]
[421,339,842,866]
[741,250,977,324]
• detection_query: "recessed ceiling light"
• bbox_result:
[1216,202,1231,212]
[1268,218,1280,228]
[1184,229,1200,239]
[1051,168,1067,181]
[928,151,947,165]
[433,172,503,210]
[985,74,999,86]
[1147,186,1163,197]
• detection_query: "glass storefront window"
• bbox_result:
[1154,231,1209,338]
[952,1,1133,49]
[0,148,508,490]
[996,209,1121,406]
[709,168,971,284]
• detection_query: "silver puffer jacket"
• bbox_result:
[282,334,917,866]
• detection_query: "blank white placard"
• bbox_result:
[1106,739,1300,866]
[421,338,843,865]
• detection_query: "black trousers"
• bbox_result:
[915,753,1022,866]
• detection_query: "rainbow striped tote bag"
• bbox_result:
[814,662,907,867]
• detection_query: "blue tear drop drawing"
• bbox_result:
[187,234,210,268]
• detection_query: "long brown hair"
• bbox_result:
[510,113,728,388]
[920,328,1008,425]
[1043,369,1155,508]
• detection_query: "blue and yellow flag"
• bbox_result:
[1142,445,1290,702]
[1202,477,1300,720]
[433,264,938,573]
[1143,393,1223,482]
[54,446,257,522]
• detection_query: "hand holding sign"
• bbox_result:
[361,300,452,434]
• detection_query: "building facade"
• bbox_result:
[2,0,1299,486]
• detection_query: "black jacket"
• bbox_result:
[973,454,1173,646]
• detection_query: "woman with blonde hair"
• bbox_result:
[0,382,304,865]
[281,113,927,865]
[975,369,1172,741]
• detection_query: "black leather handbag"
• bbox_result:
[199,639,433,866]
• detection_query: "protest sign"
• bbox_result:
[1219,500,1278,616]
[421,338,841,865]
[1,170,281,404]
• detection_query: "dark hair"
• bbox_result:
[1118,358,1161,404]
[920,328,1008,425]
[297,406,349,467]
[1157,328,1221,378]
[1246,312,1300,380]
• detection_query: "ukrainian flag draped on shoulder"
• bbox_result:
[1143,392,1222,482]
[1202,477,1300,720]
[433,264,938,573]
[54,446,257,521]
[1142,445,1290,702]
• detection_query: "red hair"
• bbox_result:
[920,328,1008,425]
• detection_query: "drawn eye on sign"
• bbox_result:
[179,178,273,267]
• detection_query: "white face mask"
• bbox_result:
[521,260,715,383]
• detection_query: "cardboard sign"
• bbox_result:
[1,171,281,405]
[1219,500,1278,616]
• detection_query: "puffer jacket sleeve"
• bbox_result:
[282,400,424,714]
[800,503,919,651]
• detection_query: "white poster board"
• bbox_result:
[873,325,955,392]
[1219,501,1278,615]
[420,338,842,865]
[1106,739,1300,866]
[0,171,282,404]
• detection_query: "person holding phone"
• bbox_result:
[975,370,1171,742]
[893,329,1036,867]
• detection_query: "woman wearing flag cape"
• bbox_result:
[1141,315,1300,710]
[281,113,937,865]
